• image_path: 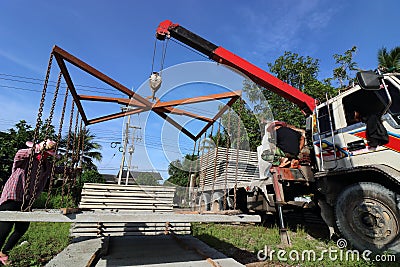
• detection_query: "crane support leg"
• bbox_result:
[272,171,292,247]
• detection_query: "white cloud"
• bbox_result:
[234,1,336,56]
[0,49,42,74]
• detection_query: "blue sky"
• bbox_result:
[0,0,399,179]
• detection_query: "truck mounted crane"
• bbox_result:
[156,20,400,254]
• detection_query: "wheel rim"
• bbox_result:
[350,198,399,246]
[211,200,219,212]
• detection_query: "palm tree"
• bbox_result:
[378,46,400,73]
[59,128,102,171]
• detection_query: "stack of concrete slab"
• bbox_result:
[199,147,259,190]
[71,183,191,237]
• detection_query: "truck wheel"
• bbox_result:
[198,193,210,212]
[335,182,400,252]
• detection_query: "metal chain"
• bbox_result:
[223,110,231,210]
[22,53,53,211]
[61,100,75,206]
[80,124,86,163]
[67,111,80,197]
[73,119,84,187]
[46,85,69,208]
[234,100,243,210]
[27,71,62,209]
[211,119,221,207]
[198,132,207,212]
[185,141,197,207]
[192,137,202,210]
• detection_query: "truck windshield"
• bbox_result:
[376,79,400,119]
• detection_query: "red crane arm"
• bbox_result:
[156,20,316,115]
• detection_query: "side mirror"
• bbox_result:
[305,116,312,132]
[356,71,382,90]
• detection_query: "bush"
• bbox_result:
[32,192,75,209]
[75,170,105,189]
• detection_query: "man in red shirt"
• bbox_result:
[0,139,57,265]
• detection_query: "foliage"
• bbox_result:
[32,192,75,209]
[166,154,197,187]
[75,169,104,189]
[135,172,159,186]
[241,51,336,128]
[378,46,400,73]
[59,128,102,171]
[0,120,56,186]
[219,99,262,151]
[9,222,71,266]
[328,46,358,89]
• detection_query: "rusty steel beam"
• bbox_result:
[195,95,240,140]
[154,110,196,140]
[155,107,213,123]
[53,53,88,124]
[78,95,147,108]
[87,108,147,125]
[51,45,244,141]
[152,90,241,108]
[52,45,151,106]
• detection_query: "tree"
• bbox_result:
[378,46,400,73]
[246,51,335,128]
[166,154,197,187]
[59,128,102,171]
[135,173,159,186]
[219,99,261,151]
[0,120,57,186]
[330,46,358,89]
[0,121,34,185]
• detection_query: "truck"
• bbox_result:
[156,20,400,254]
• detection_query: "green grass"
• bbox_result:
[192,223,398,267]
[3,193,74,266]
[8,222,71,266]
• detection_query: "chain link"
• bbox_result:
[198,132,207,212]
[185,141,197,208]
[46,85,69,208]
[234,100,243,210]
[27,71,62,209]
[61,100,75,206]
[67,111,80,197]
[223,110,231,210]
[192,137,202,210]
[22,53,53,211]
[211,119,221,209]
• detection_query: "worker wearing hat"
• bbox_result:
[0,139,58,265]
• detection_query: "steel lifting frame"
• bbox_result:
[52,45,241,141]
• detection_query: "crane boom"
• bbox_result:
[156,20,317,115]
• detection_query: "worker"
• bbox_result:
[0,139,59,265]
[267,121,305,167]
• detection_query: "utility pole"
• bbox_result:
[125,125,141,185]
[117,112,142,185]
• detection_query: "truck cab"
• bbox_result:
[313,73,400,172]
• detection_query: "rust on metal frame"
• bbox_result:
[51,45,241,141]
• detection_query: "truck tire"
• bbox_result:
[335,182,400,253]
[198,193,211,212]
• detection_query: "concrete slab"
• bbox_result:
[45,237,102,267]
[96,235,244,267]
[0,210,260,223]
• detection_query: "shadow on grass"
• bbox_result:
[194,233,259,264]
[261,205,331,240]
